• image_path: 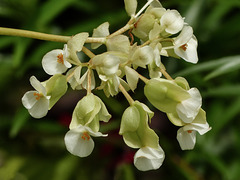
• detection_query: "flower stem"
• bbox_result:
[82,46,95,59]
[160,68,173,80]
[87,69,92,95]
[135,0,154,18]
[0,27,71,42]
[138,74,149,84]
[0,27,106,44]
[119,84,134,105]
[107,18,135,39]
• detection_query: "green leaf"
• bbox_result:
[204,56,240,80]
[52,155,79,180]
[203,85,240,97]
[9,107,30,138]
[0,156,25,180]
[36,0,77,28]
[174,55,240,77]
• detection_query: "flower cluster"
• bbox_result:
[22,0,211,171]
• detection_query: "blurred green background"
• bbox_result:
[0,0,240,179]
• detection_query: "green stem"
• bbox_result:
[119,84,134,105]
[87,69,92,95]
[107,18,135,39]
[0,27,106,43]
[138,74,149,84]
[0,27,71,42]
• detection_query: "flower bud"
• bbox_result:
[160,9,184,35]
[43,74,68,109]
[132,13,155,41]
[144,78,190,113]
[70,93,111,132]
[119,101,159,149]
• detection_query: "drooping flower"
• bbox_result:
[134,145,165,171]
[119,101,159,149]
[144,78,202,123]
[177,122,211,150]
[160,9,184,35]
[174,26,198,63]
[176,88,202,123]
[64,124,107,157]
[42,44,72,75]
[22,76,50,118]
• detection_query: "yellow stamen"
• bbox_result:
[34,92,42,100]
[81,132,90,141]
[180,44,188,51]
[57,53,64,64]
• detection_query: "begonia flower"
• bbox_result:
[134,145,165,171]
[42,44,72,75]
[174,26,198,63]
[176,88,202,123]
[177,122,211,150]
[160,9,184,34]
[64,124,107,157]
[22,76,50,118]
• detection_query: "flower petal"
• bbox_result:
[22,91,38,109]
[174,26,193,46]
[176,88,202,123]
[28,96,49,118]
[160,9,184,34]
[177,127,196,150]
[42,49,69,75]
[183,122,211,135]
[125,66,139,91]
[64,128,94,157]
[174,36,198,63]
[30,76,46,95]
[134,146,165,171]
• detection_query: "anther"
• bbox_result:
[57,53,64,64]
[81,132,90,141]
[180,44,188,51]
[34,93,42,100]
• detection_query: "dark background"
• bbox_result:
[0,0,240,179]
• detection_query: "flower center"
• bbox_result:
[34,92,42,100]
[180,44,188,51]
[187,130,193,133]
[57,53,64,64]
[81,132,90,141]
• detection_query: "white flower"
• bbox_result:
[134,145,165,171]
[177,122,211,150]
[160,9,184,34]
[64,124,107,157]
[176,88,202,123]
[174,26,198,63]
[42,44,72,75]
[22,76,50,118]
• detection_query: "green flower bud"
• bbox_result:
[124,0,137,16]
[132,13,155,41]
[44,74,68,109]
[67,32,89,64]
[91,22,109,49]
[119,101,159,149]
[144,78,190,113]
[174,77,190,90]
[106,35,130,54]
[70,93,111,132]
